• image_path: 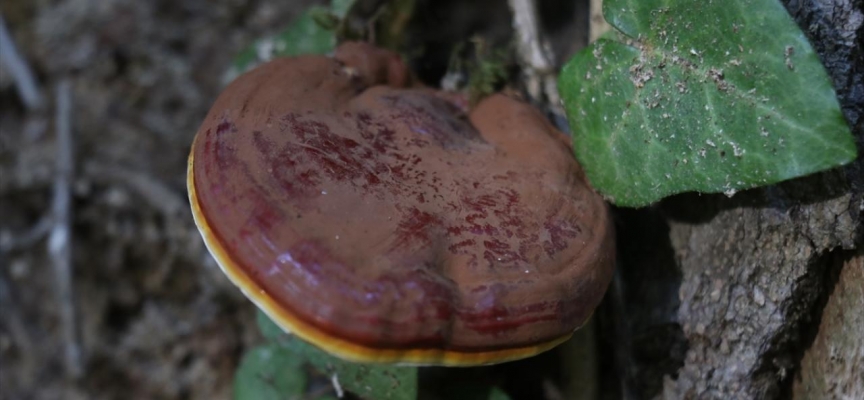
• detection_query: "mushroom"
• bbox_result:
[188,42,615,366]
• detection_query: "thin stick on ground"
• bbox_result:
[83,161,186,218]
[0,214,52,253]
[0,14,43,111]
[48,79,82,378]
[506,0,560,109]
[0,273,38,386]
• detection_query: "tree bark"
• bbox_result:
[608,0,864,398]
[792,253,864,399]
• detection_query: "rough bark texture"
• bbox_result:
[792,253,864,399]
[612,0,863,399]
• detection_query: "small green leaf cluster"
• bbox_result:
[234,311,512,400]
[234,311,417,400]
[228,0,354,80]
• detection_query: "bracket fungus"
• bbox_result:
[188,42,615,366]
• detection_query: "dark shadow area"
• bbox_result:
[418,344,564,400]
[600,206,687,399]
[537,0,590,66]
[403,0,514,86]
[493,348,564,399]
[595,293,626,400]
[419,366,495,400]
[771,247,854,399]
[660,167,855,224]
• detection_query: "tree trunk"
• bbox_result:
[608,0,863,398]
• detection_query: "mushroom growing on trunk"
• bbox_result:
[188,42,615,366]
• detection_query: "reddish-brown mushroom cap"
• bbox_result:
[188,42,615,366]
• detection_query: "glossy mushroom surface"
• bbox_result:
[188,42,615,366]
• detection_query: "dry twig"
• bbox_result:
[506,0,560,109]
[590,0,613,42]
[0,273,39,386]
[83,161,186,218]
[0,14,43,111]
[49,79,82,378]
[0,214,52,253]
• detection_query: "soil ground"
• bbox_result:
[1,1,318,399]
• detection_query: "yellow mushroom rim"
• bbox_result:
[187,149,576,366]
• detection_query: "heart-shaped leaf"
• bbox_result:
[558,0,857,207]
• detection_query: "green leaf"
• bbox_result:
[230,6,337,74]
[264,7,336,57]
[311,9,342,31]
[256,309,290,341]
[227,1,358,84]
[257,311,418,400]
[330,0,355,18]
[487,387,512,400]
[234,345,307,400]
[371,0,416,50]
[558,0,857,207]
[283,335,418,400]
